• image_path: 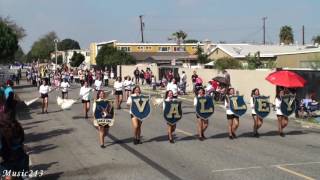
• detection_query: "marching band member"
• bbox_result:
[94,77,103,91]
[194,87,209,141]
[250,88,263,137]
[163,90,176,143]
[225,87,239,140]
[114,77,123,109]
[123,76,133,101]
[275,89,288,137]
[60,78,70,99]
[166,78,178,98]
[93,90,111,148]
[126,86,143,145]
[39,79,51,114]
[80,81,92,118]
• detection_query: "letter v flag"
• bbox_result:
[131,95,151,121]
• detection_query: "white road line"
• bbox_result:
[212,166,262,173]
[176,128,194,136]
[271,161,320,167]
[276,166,316,180]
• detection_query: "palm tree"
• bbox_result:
[169,30,188,44]
[279,26,294,45]
[168,30,188,52]
[312,35,320,44]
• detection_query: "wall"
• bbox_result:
[178,68,275,102]
[121,65,275,102]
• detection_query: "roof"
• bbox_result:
[208,44,320,58]
[95,40,205,47]
[129,52,197,61]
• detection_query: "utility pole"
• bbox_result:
[302,25,305,45]
[139,15,145,43]
[262,17,267,45]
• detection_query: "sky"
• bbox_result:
[0,0,319,52]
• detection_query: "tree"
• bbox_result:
[246,52,262,69]
[312,35,320,44]
[28,31,58,62]
[214,58,242,70]
[0,16,26,40]
[14,46,25,61]
[96,45,136,68]
[70,52,85,67]
[195,46,209,64]
[169,30,188,44]
[0,21,18,63]
[184,39,199,43]
[279,26,294,45]
[58,38,80,51]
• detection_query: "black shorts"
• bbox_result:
[115,90,123,95]
[82,100,90,103]
[196,114,208,120]
[227,114,239,119]
[41,93,48,98]
[62,91,68,95]
[125,89,131,92]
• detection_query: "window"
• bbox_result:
[159,46,170,52]
[120,47,131,52]
[174,47,186,52]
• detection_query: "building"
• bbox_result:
[89,40,208,65]
[276,46,320,68]
[207,44,319,67]
[50,49,90,66]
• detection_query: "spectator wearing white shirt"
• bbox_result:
[39,79,51,113]
[114,77,123,109]
[80,81,92,118]
[60,78,70,99]
[166,79,178,98]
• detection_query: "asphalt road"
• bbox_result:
[15,80,320,180]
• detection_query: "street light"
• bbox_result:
[54,39,59,69]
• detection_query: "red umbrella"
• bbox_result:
[266,70,306,88]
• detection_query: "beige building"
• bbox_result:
[276,48,320,68]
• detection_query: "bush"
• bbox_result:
[214,58,242,70]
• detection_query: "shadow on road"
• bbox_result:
[29,144,58,155]
[260,130,307,137]
[22,119,50,126]
[16,101,41,121]
[25,128,74,143]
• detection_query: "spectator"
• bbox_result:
[166,70,174,82]
[180,71,187,95]
[139,70,145,85]
[0,112,29,180]
[134,68,140,84]
[222,70,231,86]
[4,80,14,100]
